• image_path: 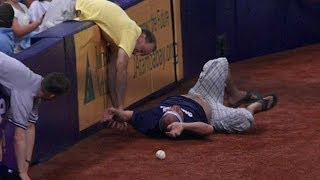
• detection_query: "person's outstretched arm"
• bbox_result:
[107,48,129,109]
[165,122,214,138]
[115,48,129,110]
[102,107,133,131]
[103,107,133,123]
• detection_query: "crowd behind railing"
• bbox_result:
[0,0,51,54]
[0,0,121,55]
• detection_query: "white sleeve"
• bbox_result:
[10,90,34,127]
[28,1,48,22]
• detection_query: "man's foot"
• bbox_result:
[247,94,278,114]
[228,91,262,108]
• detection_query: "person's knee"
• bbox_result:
[14,127,26,142]
[202,58,229,82]
[221,112,254,133]
[230,115,254,133]
[212,57,229,70]
[233,119,252,132]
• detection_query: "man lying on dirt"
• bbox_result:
[102,57,278,138]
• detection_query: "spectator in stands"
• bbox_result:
[0,52,70,180]
[103,58,277,138]
[5,0,43,52]
[27,0,51,33]
[0,3,14,54]
[39,0,157,109]
[21,0,32,7]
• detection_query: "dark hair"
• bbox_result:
[0,3,14,28]
[42,72,70,95]
[141,28,157,49]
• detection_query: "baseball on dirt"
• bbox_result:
[156,150,166,160]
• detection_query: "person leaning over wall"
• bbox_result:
[0,3,15,54]
[38,0,157,109]
[0,52,70,180]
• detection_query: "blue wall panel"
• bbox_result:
[235,0,289,60]
[215,0,237,61]
[285,0,320,49]
[32,21,95,43]
[26,40,78,163]
[180,0,320,76]
[181,1,216,79]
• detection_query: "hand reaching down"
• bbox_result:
[105,120,128,131]
[102,107,133,132]
[102,107,126,123]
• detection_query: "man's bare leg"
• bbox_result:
[224,70,247,105]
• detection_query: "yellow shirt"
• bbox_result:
[76,0,141,57]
